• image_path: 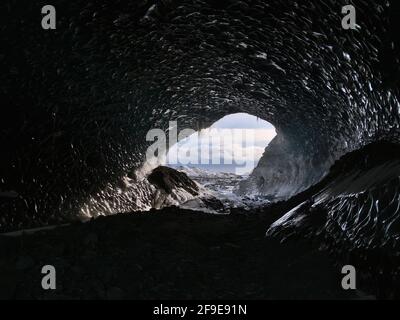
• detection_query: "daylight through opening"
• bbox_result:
[140,113,278,212]
[165,113,276,175]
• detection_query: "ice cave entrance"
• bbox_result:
[153,113,278,210]
[165,113,276,176]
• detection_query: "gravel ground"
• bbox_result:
[0,207,360,300]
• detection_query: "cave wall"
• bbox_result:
[1,0,400,229]
[238,133,334,199]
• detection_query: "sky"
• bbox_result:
[165,113,276,175]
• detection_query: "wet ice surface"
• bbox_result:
[176,166,271,212]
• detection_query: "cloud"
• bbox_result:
[165,114,276,171]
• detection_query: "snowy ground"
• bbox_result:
[175,166,272,212]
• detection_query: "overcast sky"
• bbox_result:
[166,113,276,174]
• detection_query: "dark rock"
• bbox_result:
[201,196,225,212]
[148,166,199,196]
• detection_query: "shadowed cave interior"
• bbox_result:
[1,0,400,299]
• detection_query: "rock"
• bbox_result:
[201,196,225,212]
[148,166,199,196]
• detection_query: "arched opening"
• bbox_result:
[165,113,276,175]
[147,113,277,211]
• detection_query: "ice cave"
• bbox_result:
[1,0,400,300]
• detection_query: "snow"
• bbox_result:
[176,166,271,211]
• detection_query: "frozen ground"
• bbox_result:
[175,166,273,212]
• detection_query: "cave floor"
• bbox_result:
[0,207,362,300]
